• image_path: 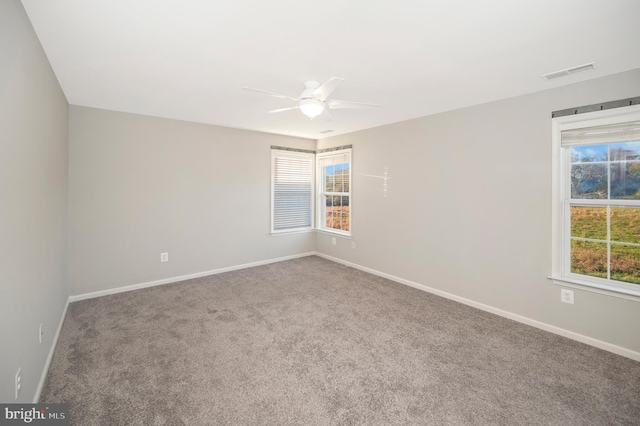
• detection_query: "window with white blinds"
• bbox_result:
[551,104,640,300]
[271,150,314,233]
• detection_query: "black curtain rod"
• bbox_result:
[552,96,640,118]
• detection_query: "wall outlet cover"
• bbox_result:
[15,368,21,400]
[561,289,574,304]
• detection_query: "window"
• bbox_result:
[551,104,640,299]
[317,149,351,235]
[270,145,352,236]
[271,149,314,233]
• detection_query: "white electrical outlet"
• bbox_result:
[15,368,21,400]
[160,252,168,262]
[331,238,336,246]
[39,323,43,344]
[561,289,574,304]
[351,241,356,249]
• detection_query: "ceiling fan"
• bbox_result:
[243,77,382,120]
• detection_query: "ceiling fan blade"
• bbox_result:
[268,106,299,113]
[323,108,334,122]
[313,77,344,101]
[328,99,383,109]
[243,87,298,102]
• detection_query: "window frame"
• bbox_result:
[316,148,352,237]
[551,104,640,301]
[270,149,315,234]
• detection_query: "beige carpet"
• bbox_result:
[41,256,640,425]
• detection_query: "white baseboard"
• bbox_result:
[69,252,316,302]
[34,297,69,403]
[315,252,640,362]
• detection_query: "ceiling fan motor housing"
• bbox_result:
[301,81,321,100]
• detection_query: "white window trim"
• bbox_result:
[316,148,352,237]
[270,149,315,234]
[550,104,640,301]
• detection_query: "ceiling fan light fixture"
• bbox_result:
[299,99,325,119]
[243,77,382,121]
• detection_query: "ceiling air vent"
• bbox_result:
[319,130,334,134]
[542,62,595,80]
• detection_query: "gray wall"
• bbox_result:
[317,68,640,354]
[0,0,69,402]
[68,106,315,296]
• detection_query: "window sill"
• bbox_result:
[270,228,352,238]
[270,228,314,236]
[315,229,351,238]
[548,275,640,302]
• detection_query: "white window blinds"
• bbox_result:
[562,121,640,146]
[317,151,350,169]
[271,150,314,232]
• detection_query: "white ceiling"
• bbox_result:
[21,0,640,140]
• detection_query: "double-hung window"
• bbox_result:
[551,103,640,300]
[271,149,314,233]
[317,148,351,235]
[270,146,352,236]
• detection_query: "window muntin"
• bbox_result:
[317,149,351,235]
[271,150,314,233]
[569,205,640,285]
[571,142,640,200]
[568,142,640,285]
[552,105,640,299]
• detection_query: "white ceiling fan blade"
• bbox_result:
[243,87,298,102]
[328,99,383,109]
[268,106,299,113]
[313,77,344,101]
[323,108,333,122]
